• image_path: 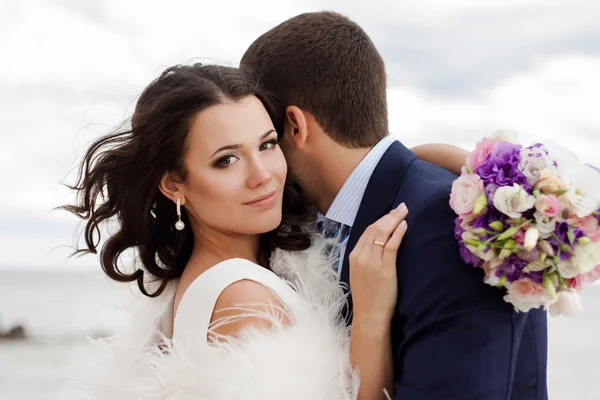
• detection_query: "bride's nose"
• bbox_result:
[246,158,272,188]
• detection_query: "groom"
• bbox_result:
[241,11,548,400]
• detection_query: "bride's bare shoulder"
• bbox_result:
[209,277,289,341]
[173,258,256,315]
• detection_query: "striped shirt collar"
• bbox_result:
[323,136,396,228]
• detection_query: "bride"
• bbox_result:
[64,63,467,399]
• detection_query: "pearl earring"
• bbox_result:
[175,198,185,231]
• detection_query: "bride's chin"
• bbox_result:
[249,213,283,235]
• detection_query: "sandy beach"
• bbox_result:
[0,269,598,399]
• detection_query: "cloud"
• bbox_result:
[388,54,600,169]
[0,0,599,267]
[369,2,600,94]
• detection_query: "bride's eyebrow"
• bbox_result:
[210,129,276,157]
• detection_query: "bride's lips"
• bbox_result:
[244,190,278,208]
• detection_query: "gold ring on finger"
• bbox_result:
[373,240,386,247]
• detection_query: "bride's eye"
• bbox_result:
[259,139,278,151]
[215,155,239,168]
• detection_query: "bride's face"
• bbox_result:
[182,95,287,235]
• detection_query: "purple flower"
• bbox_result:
[594,208,600,222]
[476,142,531,190]
[496,255,529,283]
[495,255,544,284]
[556,222,571,243]
[548,237,560,254]
[525,271,543,284]
[474,204,506,229]
[555,222,585,247]
[455,218,483,266]
[548,235,574,261]
[574,228,586,243]
[459,241,482,267]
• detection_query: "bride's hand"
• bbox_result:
[349,203,408,329]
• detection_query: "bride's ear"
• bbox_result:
[284,106,309,149]
[159,172,186,205]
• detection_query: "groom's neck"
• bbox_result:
[311,145,372,215]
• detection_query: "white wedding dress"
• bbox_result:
[76,237,359,399]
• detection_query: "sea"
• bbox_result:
[0,268,598,399]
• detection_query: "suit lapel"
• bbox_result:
[340,141,416,322]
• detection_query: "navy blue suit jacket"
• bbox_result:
[340,141,548,400]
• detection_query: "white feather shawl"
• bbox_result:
[74,236,359,399]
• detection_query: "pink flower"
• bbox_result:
[514,229,526,246]
[569,264,600,290]
[466,137,500,171]
[577,215,598,237]
[450,170,485,219]
[569,215,600,242]
[511,278,546,297]
[504,278,550,312]
[535,194,560,218]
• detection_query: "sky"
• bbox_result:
[1,0,599,270]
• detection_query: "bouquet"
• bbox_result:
[450,131,600,316]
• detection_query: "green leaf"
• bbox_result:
[567,229,575,245]
[554,188,568,196]
[497,227,519,241]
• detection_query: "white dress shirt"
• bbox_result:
[318,136,396,276]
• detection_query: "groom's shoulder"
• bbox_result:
[399,156,458,202]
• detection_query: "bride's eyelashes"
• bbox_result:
[213,138,279,169]
[215,154,239,168]
[259,138,279,151]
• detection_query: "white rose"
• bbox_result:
[549,291,583,317]
[484,272,501,287]
[539,140,580,181]
[493,184,537,218]
[555,259,580,278]
[540,142,600,216]
[483,259,503,286]
[534,211,558,239]
[519,144,557,186]
[562,164,600,218]
[570,242,600,275]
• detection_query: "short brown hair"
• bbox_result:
[240,11,388,148]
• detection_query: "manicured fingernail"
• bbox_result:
[397,203,407,212]
[400,220,407,229]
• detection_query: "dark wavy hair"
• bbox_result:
[62,63,312,297]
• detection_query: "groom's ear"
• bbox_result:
[284,105,309,149]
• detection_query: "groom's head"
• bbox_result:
[241,12,388,198]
